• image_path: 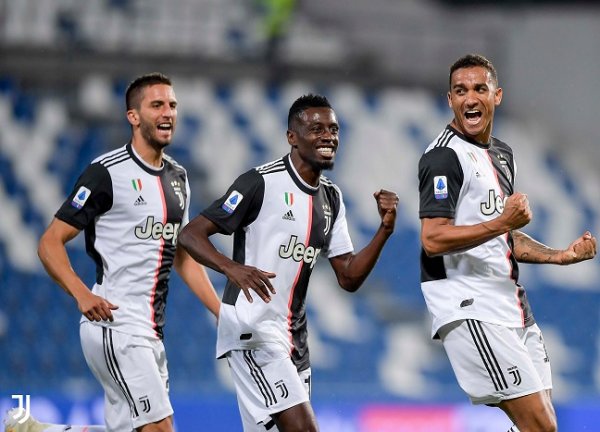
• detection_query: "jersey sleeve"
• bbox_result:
[326,186,354,258]
[55,162,113,230]
[418,147,464,219]
[509,145,517,187]
[201,169,265,235]
[181,175,192,228]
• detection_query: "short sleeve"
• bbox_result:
[418,147,464,219]
[181,176,191,228]
[55,162,113,230]
[326,186,353,258]
[201,169,265,234]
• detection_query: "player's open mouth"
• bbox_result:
[317,147,335,158]
[157,122,172,131]
[464,110,482,125]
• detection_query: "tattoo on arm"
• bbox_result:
[512,231,560,264]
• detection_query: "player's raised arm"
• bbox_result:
[512,230,597,264]
[329,189,398,292]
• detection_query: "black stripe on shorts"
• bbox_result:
[466,319,508,392]
[102,327,140,417]
[243,350,277,408]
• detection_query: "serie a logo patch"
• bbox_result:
[71,186,91,209]
[433,176,448,199]
[222,190,243,214]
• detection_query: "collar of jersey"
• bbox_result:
[283,154,319,196]
[127,142,165,175]
[447,125,492,150]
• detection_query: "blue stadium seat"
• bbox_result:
[0,74,599,404]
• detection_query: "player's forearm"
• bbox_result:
[178,229,233,276]
[337,225,392,292]
[37,239,90,302]
[421,218,510,257]
[189,282,220,318]
[174,249,220,317]
[181,274,220,317]
[512,230,562,264]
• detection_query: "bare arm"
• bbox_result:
[329,189,398,292]
[513,230,597,265]
[173,246,221,318]
[38,218,118,321]
[178,215,276,303]
[421,192,532,257]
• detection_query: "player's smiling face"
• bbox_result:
[288,107,339,173]
[448,66,502,144]
[131,84,178,149]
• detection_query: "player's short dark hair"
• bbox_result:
[288,94,333,129]
[125,72,172,110]
[449,54,498,88]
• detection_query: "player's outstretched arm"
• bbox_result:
[513,230,597,265]
[174,246,221,318]
[38,218,118,321]
[329,189,398,292]
[178,215,276,303]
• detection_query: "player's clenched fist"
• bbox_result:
[374,189,399,232]
[564,231,598,264]
[500,192,532,230]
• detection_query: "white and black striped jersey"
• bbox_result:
[418,125,534,339]
[56,143,190,340]
[203,154,353,372]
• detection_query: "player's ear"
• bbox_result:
[494,87,503,106]
[447,91,452,108]
[287,129,297,148]
[127,109,139,126]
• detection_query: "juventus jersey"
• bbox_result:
[56,143,190,340]
[418,125,534,338]
[203,154,354,372]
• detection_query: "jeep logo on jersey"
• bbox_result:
[279,235,321,269]
[135,216,181,244]
[480,189,506,216]
[171,180,185,210]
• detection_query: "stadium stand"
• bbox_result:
[1,75,599,407]
[2,2,600,429]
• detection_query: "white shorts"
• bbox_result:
[439,319,552,405]
[226,346,311,432]
[80,322,173,431]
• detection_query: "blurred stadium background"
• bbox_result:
[1,0,600,430]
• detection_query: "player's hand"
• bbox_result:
[500,192,532,230]
[559,231,597,265]
[374,189,399,233]
[223,262,276,303]
[79,292,119,322]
